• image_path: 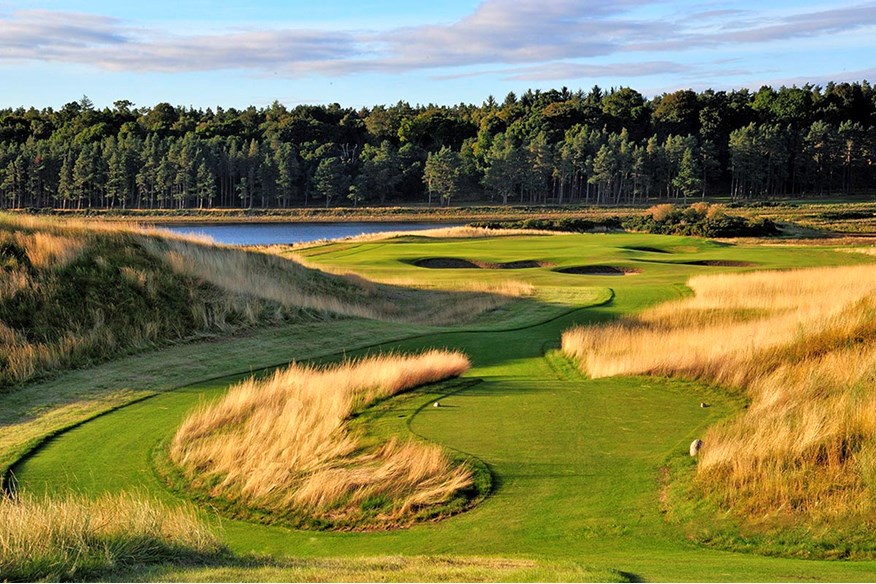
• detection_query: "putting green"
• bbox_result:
[11,233,876,581]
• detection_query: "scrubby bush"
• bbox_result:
[472,204,777,237]
[622,203,779,237]
[470,217,622,232]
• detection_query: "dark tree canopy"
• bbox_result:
[0,81,874,210]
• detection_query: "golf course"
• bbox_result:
[4,220,876,581]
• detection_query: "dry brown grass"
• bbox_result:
[137,555,623,583]
[0,492,224,581]
[562,264,876,519]
[0,213,519,388]
[0,213,300,388]
[152,238,485,325]
[842,246,876,257]
[379,278,535,297]
[150,236,524,326]
[170,350,474,529]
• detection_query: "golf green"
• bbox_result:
[12,233,876,581]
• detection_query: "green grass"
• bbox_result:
[114,556,629,582]
[8,232,876,581]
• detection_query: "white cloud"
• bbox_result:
[0,1,873,80]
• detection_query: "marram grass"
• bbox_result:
[0,213,520,389]
[170,350,476,529]
[0,492,225,582]
[563,263,876,536]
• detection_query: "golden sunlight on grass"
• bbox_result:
[0,492,224,581]
[170,350,474,529]
[287,225,557,250]
[1,213,519,388]
[152,236,523,326]
[284,250,535,297]
[563,264,876,519]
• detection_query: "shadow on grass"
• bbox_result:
[106,553,640,583]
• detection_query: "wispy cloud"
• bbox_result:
[0,10,127,54]
[631,2,876,50]
[436,60,693,82]
[0,1,874,79]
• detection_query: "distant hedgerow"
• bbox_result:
[471,204,779,238]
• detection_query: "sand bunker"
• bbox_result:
[683,260,756,267]
[412,258,554,269]
[556,265,642,275]
[623,246,670,254]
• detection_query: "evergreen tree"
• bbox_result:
[423,146,461,207]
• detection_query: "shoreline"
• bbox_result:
[2,205,643,224]
[3,201,875,237]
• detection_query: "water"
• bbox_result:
[157,221,463,246]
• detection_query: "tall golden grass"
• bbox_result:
[843,246,876,257]
[0,492,224,581]
[0,214,297,388]
[170,350,473,529]
[0,213,518,388]
[562,264,876,519]
[147,236,520,326]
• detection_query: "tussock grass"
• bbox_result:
[0,213,517,389]
[170,350,475,529]
[563,264,876,524]
[0,492,224,582]
[0,213,299,389]
[156,236,521,326]
[843,246,876,257]
[384,278,535,298]
[129,555,627,583]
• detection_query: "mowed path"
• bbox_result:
[12,235,876,581]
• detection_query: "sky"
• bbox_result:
[1,0,875,110]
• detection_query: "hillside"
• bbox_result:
[0,214,516,390]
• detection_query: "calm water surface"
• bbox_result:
[158,221,463,246]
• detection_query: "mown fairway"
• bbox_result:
[11,233,876,581]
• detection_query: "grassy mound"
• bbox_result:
[168,351,480,530]
[563,263,876,557]
[0,214,318,389]
[0,492,225,582]
[0,214,520,390]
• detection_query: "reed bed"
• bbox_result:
[0,492,224,582]
[170,350,474,529]
[562,264,876,520]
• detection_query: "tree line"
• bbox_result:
[1,83,874,210]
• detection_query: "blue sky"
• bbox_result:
[1,0,875,110]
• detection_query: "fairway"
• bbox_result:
[10,232,876,581]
